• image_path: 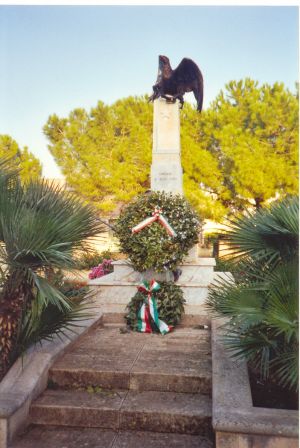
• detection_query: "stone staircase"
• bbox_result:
[11,317,214,448]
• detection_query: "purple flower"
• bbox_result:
[89,260,113,279]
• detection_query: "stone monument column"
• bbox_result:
[151,98,183,194]
[150,97,198,262]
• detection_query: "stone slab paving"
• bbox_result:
[11,426,214,448]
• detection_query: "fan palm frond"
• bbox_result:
[265,261,298,343]
[223,324,279,380]
[2,180,104,272]
[0,158,106,379]
[223,196,298,266]
[16,290,95,356]
[271,349,298,391]
[207,196,299,392]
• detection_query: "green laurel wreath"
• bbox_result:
[114,191,201,272]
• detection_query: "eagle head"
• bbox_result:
[159,55,170,66]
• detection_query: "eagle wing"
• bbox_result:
[173,58,204,112]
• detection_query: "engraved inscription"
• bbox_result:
[154,171,179,183]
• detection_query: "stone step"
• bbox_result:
[49,350,212,394]
[30,389,212,436]
[10,425,214,447]
[49,327,212,394]
[100,304,211,327]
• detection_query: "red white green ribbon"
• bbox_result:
[137,279,173,335]
[132,207,177,237]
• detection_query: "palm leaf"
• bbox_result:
[0,159,107,378]
[271,350,299,391]
[222,196,298,265]
[223,324,279,380]
[265,261,299,342]
[207,197,299,391]
[16,291,95,356]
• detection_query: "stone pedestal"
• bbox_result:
[151,98,183,195]
[111,259,216,285]
[88,259,232,325]
[150,98,199,262]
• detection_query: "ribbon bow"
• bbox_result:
[132,206,177,237]
[137,279,173,335]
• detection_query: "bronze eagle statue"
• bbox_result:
[149,55,204,112]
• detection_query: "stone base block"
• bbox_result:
[89,270,230,308]
[184,245,199,263]
[111,258,216,284]
[90,281,209,306]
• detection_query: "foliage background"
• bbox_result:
[0,135,42,183]
[43,80,298,221]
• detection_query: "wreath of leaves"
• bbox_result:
[125,282,186,331]
[114,192,201,272]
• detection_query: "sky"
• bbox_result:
[0,5,298,178]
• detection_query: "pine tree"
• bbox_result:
[44,81,298,220]
[0,135,42,182]
[194,79,298,212]
[44,96,152,213]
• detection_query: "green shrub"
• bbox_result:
[214,257,237,272]
[75,250,104,270]
[75,249,115,270]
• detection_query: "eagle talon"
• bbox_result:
[163,94,176,104]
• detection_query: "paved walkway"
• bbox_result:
[11,323,214,448]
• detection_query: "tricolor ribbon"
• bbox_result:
[137,279,173,335]
[131,207,177,237]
